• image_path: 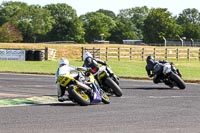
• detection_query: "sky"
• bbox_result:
[2,0,200,16]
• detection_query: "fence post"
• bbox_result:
[142,48,144,61]
[99,48,101,59]
[81,47,84,61]
[176,48,179,61]
[187,48,190,62]
[153,48,156,59]
[106,47,108,61]
[118,48,120,61]
[165,48,168,60]
[45,47,48,60]
[199,48,200,61]
[130,48,132,60]
[92,47,95,57]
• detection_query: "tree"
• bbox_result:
[143,8,182,43]
[80,12,115,43]
[27,5,55,42]
[0,1,29,26]
[118,6,149,29]
[108,17,139,43]
[0,22,22,42]
[177,8,200,39]
[96,9,116,20]
[44,3,85,43]
[181,23,200,39]
[117,6,149,40]
[0,1,55,42]
[177,8,200,25]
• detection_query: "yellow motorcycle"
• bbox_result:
[57,67,110,106]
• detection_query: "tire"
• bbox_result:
[25,50,34,61]
[170,72,186,89]
[68,85,90,106]
[34,50,43,61]
[104,78,122,97]
[101,90,110,104]
[112,75,119,85]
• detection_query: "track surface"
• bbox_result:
[0,73,200,133]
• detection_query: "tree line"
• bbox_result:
[0,1,200,44]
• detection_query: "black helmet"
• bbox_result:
[146,56,154,63]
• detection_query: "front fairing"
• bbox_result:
[97,66,109,80]
[57,75,74,87]
[163,63,172,75]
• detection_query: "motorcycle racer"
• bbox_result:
[82,52,107,74]
[145,55,185,89]
[55,57,76,102]
[145,56,168,84]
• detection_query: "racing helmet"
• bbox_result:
[146,56,155,64]
[59,57,69,66]
[83,52,93,60]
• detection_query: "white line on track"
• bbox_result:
[120,95,200,99]
[148,95,200,99]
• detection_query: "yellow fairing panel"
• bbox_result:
[57,75,73,87]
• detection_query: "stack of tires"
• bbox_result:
[25,50,44,61]
[34,50,43,61]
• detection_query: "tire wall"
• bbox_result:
[25,50,44,61]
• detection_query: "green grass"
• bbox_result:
[0,60,199,80]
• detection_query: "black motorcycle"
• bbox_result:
[94,65,122,97]
[152,62,186,89]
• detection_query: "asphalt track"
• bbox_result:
[0,73,200,133]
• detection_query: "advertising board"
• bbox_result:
[0,49,25,61]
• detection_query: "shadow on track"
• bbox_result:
[122,87,179,90]
[30,101,78,107]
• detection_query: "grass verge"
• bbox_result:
[0,60,199,83]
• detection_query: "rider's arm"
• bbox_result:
[55,68,59,83]
[76,67,88,71]
[158,60,168,64]
[95,58,107,65]
[146,65,153,77]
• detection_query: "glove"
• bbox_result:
[77,67,87,71]
[87,67,92,72]
[85,71,90,76]
[149,74,154,78]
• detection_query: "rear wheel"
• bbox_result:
[170,72,186,89]
[104,78,122,97]
[101,90,110,104]
[68,85,90,106]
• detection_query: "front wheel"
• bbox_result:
[170,72,186,89]
[112,75,119,85]
[68,85,90,106]
[104,78,122,97]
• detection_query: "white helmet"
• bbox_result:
[83,52,93,60]
[59,57,69,66]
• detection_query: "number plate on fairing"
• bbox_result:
[57,75,73,87]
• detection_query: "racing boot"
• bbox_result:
[58,95,68,102]
[57,83,68,102]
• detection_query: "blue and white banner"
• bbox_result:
[0,49,25,61]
